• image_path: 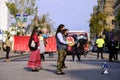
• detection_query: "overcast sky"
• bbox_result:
[37,0,97,32]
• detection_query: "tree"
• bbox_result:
[6,0,37,18]
[5,2,18,17]
[6,0,38,35]
[89,12,107,37]
[39,14,51,33]
[26,13,54,35]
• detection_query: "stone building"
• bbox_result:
[103,0,114,30]
[114,0,120,31]
[113,0,120,39]
[91,0,115,32]
[90,0,115,40]
[93,5,98,16]
[97,0,114,30]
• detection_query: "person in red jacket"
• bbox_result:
[27,26,43,72]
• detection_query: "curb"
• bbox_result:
[0,51,30,59]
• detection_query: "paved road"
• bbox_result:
[0,51,120,80]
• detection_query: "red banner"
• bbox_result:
[45,36,57,52]
[13,36,30,51]
[13,36,57,52]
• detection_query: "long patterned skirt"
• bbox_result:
[27,49,41,69]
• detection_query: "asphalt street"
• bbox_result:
[0,51,120,80]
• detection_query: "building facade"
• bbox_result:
[104,0,114,30]
[91,0,114,30]
[114,0,120,31]
[113,0,120,39]
[0,0,11,31]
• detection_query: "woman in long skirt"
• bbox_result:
[27,26,42,71]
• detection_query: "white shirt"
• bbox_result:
[57,32,67,44]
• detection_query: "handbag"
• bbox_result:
[31,40,35,47]
[28,38,38,51]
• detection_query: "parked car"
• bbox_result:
[90,45,97,52]
[90,45,108,53]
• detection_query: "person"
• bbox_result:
[38,31,46,61]
[77,36,86,60]
[5,36,11,62]
[55,24,68,75]
[49,52,54,58]
[114,38,120,60]
[107,38,116,62]
[62,29,69,69]
[82,35,88,57]
[84,42,89,57]
[27,26,42,72]
[71,35,81,61]
[96,36,105,59]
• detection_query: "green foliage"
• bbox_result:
[5,0,38,35]
[3,31,11,37]
[25,7,35,15]
[31,14,52,33]
[39,15,51,32]
[6,2,18,17]
[89,12,107,35]
[5,0,37,18]
[16,31,21,36]
[41,15,46,23]
[25,1,37,15]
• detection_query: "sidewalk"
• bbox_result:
[90,51,120,61]
[0,50,30,59]
[0,50,120,61]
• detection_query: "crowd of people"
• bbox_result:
[107,37,119,62]
[95,34,120,62]
[2,24,119,75]
[26,24,89,74]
